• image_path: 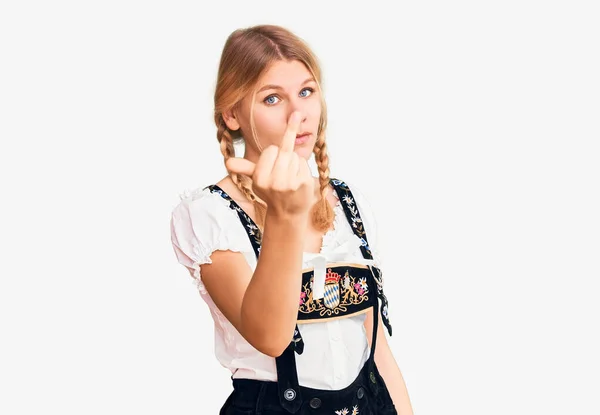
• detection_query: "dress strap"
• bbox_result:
[329,178,393,337]
[206,185,262,258]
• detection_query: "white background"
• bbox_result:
[1,1,599,414]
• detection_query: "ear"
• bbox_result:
[222,109,240,131]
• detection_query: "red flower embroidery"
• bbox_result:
[299,291,306,305]
[354,282,364,296]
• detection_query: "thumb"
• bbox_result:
[226,157,256,177]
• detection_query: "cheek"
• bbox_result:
[253,109,288,145]
[306,100,322,124]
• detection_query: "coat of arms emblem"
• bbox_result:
[323,268,341,309]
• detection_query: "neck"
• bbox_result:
[242,145,260,165]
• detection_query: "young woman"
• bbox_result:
[170,24,414,415]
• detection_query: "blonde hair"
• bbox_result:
[214,24,334,231]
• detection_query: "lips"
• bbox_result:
[294,132,311,145]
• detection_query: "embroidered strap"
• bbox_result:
[329,178,393,337]
[206,185,262,257]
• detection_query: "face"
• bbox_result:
[224,59,322,162]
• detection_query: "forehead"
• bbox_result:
[257,60,314,89]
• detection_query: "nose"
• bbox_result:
[288,98,309,125]
[288,108,307,126]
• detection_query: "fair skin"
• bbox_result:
[201,59,413,414]
[201,60,327,359]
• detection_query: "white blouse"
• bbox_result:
[169,180,385,390]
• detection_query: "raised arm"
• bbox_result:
[201,111,314,357]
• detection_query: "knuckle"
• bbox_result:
[272,177,294,193]
[271,183,287,193]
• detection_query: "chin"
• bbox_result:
[294,147,314,161]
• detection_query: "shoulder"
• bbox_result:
[170,184,236,235]
[172,185,220,217]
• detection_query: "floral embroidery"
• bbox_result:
[353,277,369,296]
[299,269,369,317]
[331,178,346,187]
[330,179,371,257]
[353,282,364,296]
[299,291,306,305]
[334,405,359,415]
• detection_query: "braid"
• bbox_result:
[312,133,335,232]
[217,119,235,161]
[237,175,267,229]
[216,116,267,229]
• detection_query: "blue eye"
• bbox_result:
[264,95,280,105]
[299,87,314,98]
[263,87,315,106]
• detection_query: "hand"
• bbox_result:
[226,111,315,217]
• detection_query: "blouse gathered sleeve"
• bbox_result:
[169,189,253,293]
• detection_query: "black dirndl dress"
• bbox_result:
[207,179,397,415]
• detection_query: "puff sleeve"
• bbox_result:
[169,188,255,294]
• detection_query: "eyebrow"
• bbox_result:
[257,77,316,93]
